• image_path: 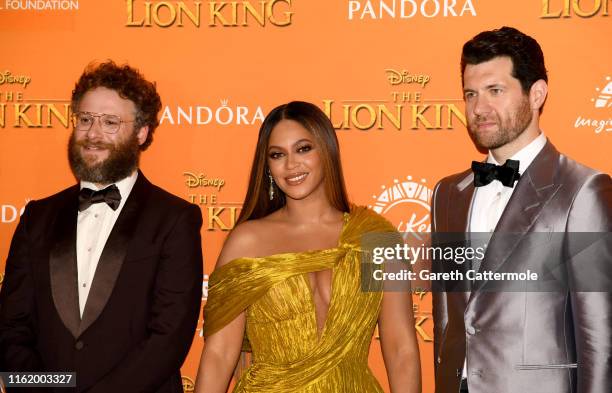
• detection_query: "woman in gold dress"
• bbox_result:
[195,101,421,393]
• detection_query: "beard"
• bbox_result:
[68,131,140,184]
[468,97,533,150]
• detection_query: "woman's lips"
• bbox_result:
[284,172,308,186]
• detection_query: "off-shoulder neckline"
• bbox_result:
[219,211,351,266]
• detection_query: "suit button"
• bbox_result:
[437,356,442,364]
[466,326,476,335]
[75,341,84,350]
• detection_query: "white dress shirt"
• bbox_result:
[76,171,138,317]
[462,132,547,379]
[469,132,548,233]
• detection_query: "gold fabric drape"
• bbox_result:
[203,206,396,392]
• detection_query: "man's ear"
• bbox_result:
[529,79,548,111]
[136,125,149,146]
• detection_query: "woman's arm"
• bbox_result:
[194,312,245,393]
[379,289,422,393]
[194,223,260,393]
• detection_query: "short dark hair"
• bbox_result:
[461,26,548,94]
[71,61,162,150]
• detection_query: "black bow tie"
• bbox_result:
[472,159,521,188]
[78,184,122,211]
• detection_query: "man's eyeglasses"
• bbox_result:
[72,112,135,134]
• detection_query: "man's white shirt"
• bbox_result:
[76,171,138,317]
[469,132,547,232]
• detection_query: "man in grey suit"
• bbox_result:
[431,27,611,393]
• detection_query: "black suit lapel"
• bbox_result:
[79,173,149,336]
[49,187,81,338]
[475,141,562,288]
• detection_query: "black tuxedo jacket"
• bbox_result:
[0,172,203,392]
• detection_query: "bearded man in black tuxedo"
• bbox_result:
[0,61,203,392]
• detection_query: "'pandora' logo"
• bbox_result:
[160,100,265,126]
[348,0,477,20]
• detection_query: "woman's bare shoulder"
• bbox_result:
[215,217,277,268]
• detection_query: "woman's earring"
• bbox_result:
[268,172,275,200]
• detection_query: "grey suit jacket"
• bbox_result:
[431,141,611,393]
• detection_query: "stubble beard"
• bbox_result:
[468,97,533,150]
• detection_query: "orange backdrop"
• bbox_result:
[1,1,610,391]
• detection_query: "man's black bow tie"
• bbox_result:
[471,159,521,188]
[78,184,122,211]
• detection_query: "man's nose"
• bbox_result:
[472,95,491,117]
[85,118,104,139]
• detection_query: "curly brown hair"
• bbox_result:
[71,60,162,150]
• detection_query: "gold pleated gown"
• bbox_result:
[204,206,395,392]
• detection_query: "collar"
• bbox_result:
[80,171,138,211]
[487,132,547,174]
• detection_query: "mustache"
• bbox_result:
[473,115,497,123]
[74,139,115,150]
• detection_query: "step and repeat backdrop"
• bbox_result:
[1,1,610,391]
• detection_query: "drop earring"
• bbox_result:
[268,171,275,200]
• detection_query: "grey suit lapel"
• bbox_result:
[445,172,474,297]
[475,142,562,288]
[49,188,81,338]
[450,172,475,233]
[78,174,147,336]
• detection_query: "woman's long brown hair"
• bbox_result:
[236,101,350,225]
